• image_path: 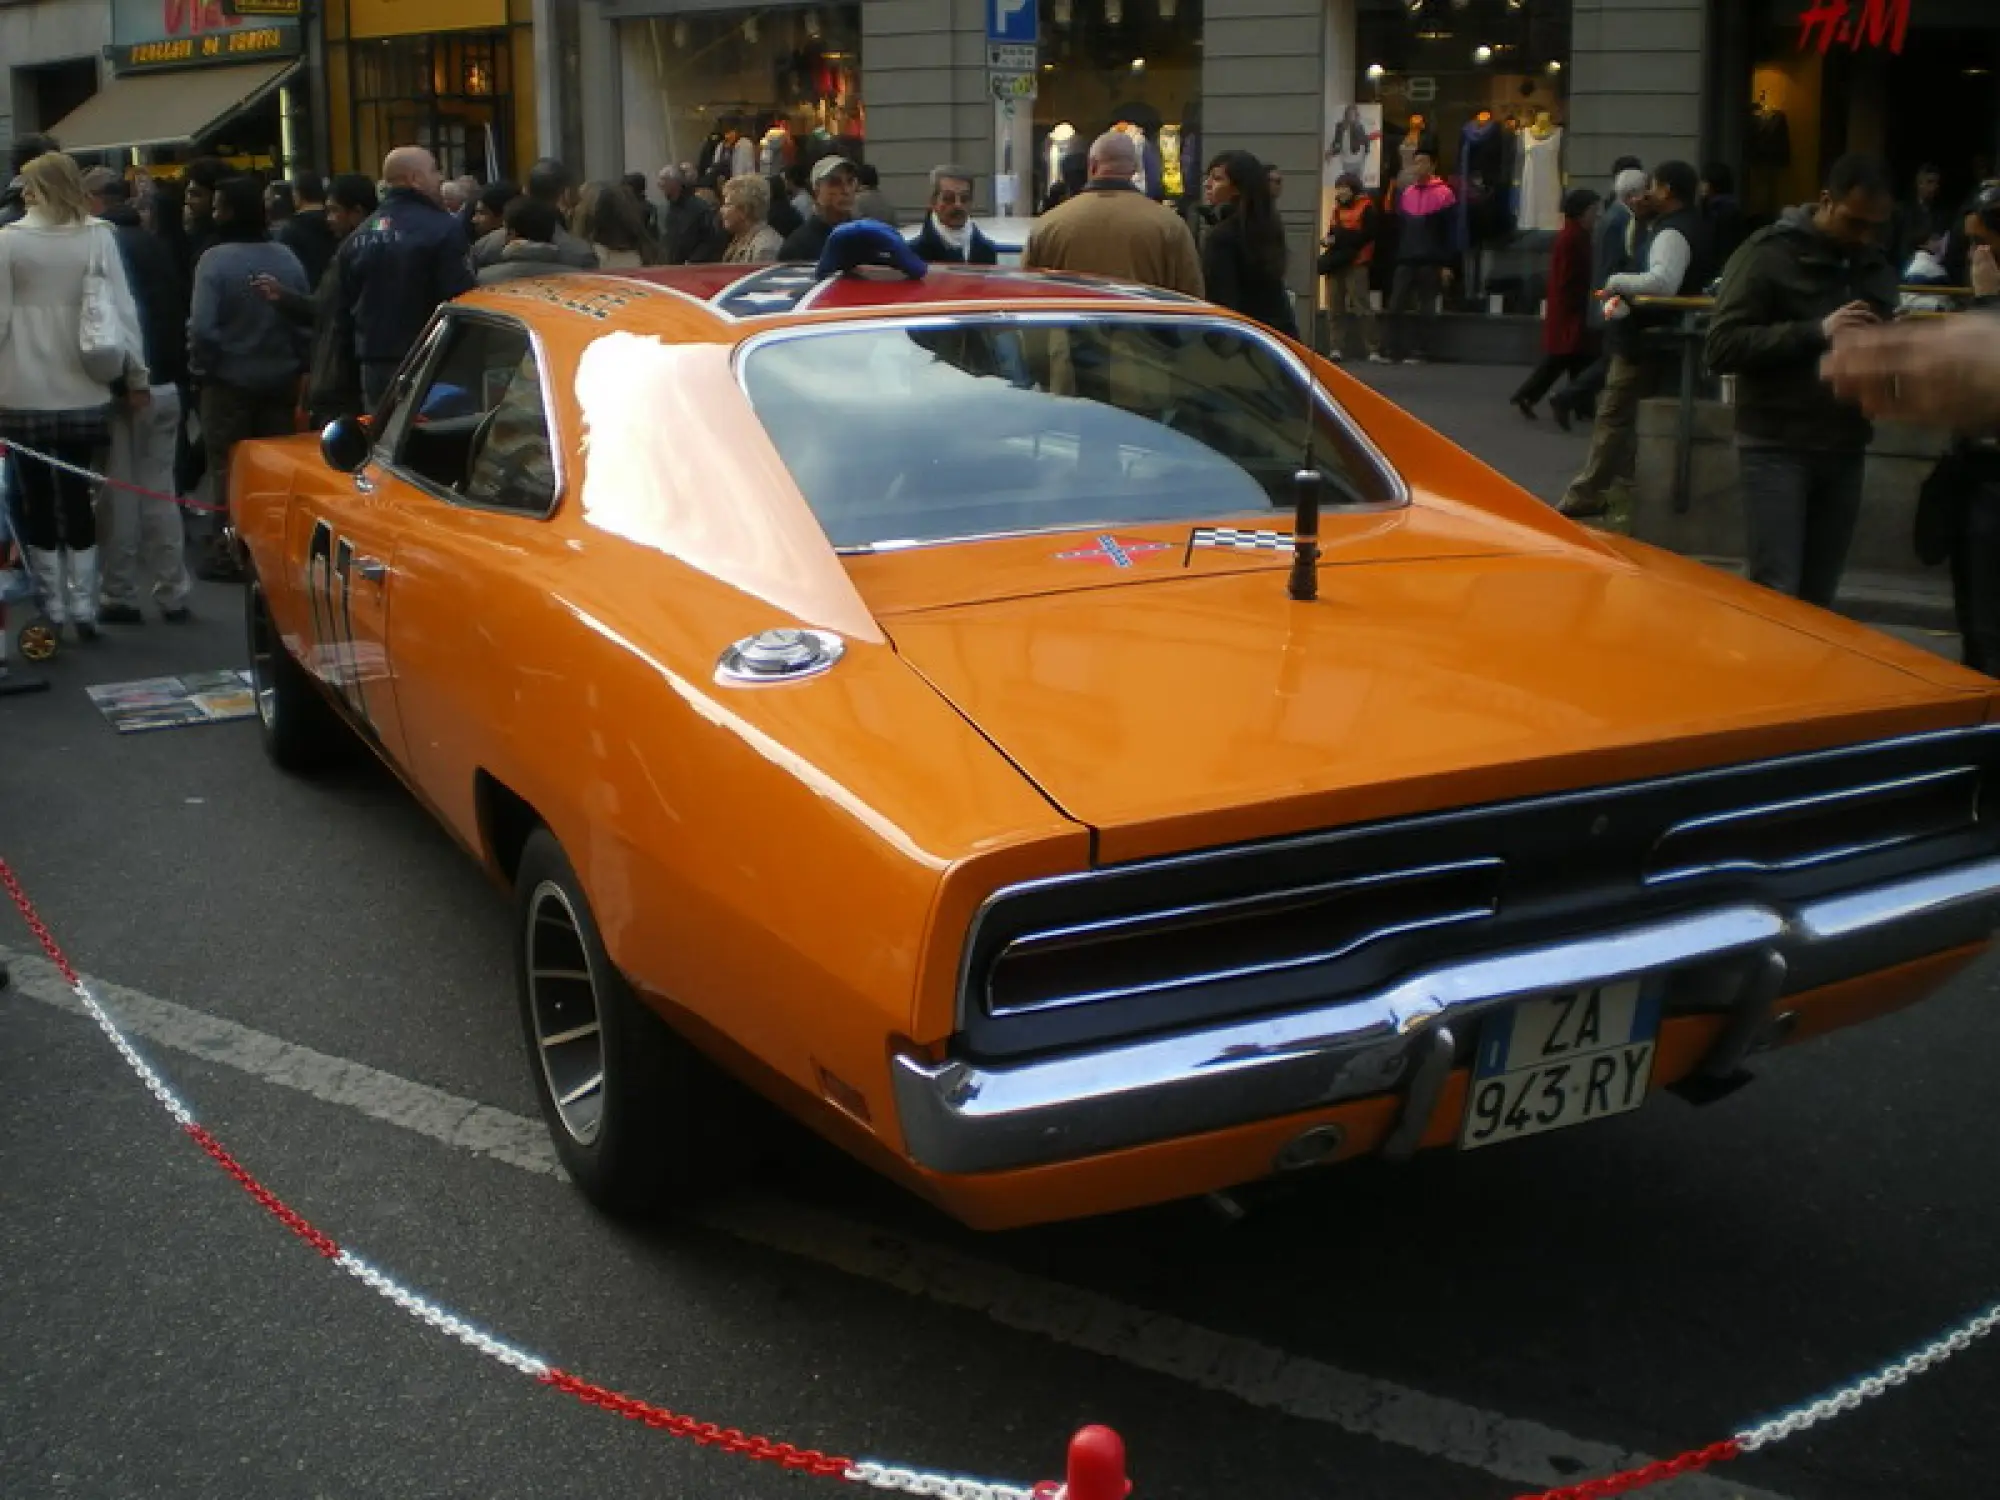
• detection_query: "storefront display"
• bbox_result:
[1717,0,2000,220]
[1355,0,1573,202]
[1032,0,1202,209]
[614,6,863,187]
[324,0,533,182]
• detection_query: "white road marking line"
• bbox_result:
[1,945,1786,1499]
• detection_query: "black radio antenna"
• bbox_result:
[1287,359,1323,603]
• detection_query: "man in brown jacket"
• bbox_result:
[1024,131,1203,297]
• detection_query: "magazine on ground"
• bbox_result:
[87,669,257,734]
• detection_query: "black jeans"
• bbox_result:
[1386,264,1443,359]
[1952,488,2000,675]
[1552,354,1610,416]
[11,440,98,551]
[1737,444,1866,609]
[1514,352,1594,406]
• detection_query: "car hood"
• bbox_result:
[884,552,1993,864]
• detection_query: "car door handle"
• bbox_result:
[357,556,388,583]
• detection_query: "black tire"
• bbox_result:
[513,828,731,1215]
[246,574,349,771]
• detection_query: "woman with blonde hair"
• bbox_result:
[0,151,147,640]
[572,179,658,269]
[720,175,782,265]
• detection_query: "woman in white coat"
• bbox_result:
[0,151,148,639]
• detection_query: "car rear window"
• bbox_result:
[738,316,1402,550]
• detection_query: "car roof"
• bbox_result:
[461,262,1204,348]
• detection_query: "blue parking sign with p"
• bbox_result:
[989,0,1037,44]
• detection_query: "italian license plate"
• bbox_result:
[1459,980,1661,1151]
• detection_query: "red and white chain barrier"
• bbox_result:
[2,849,1994,1500]
[0,438,226,513]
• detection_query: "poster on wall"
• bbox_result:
[1323,103,1383,192]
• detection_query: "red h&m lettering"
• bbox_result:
[1797,0,1912,55]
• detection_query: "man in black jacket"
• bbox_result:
[83,169,194,624]
[278,170,339,289]
[340,146,476,410]
[654,165,726,265]
[1706,153,1899,607]
[780,156,859,263]
[256,174,378,429]
[910,166,998,265]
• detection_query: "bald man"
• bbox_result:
[1024,131,1202,297]
[339,146,475,408]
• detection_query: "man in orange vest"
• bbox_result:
[1318,172,1382,362]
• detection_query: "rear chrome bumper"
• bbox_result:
[891,854,2000,1175]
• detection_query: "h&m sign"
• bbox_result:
[1795,0,1912,55]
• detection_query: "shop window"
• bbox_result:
[1033,0,1203,211]
[351,31,515,182]
[1355,0,1573,227]
[617,6,863,189]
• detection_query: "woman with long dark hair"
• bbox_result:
[572,179,661,268]
[1202,150,1296,336]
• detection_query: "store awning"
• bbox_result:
[45,60,297,155]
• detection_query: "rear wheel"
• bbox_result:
[514,828,733,1215]
[246,574,348,771]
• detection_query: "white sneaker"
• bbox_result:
[1327,348,1346,362]
[1367,353,1392,365]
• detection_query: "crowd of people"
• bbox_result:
[3,117,1995,684]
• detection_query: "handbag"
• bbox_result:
[77,223,126,385]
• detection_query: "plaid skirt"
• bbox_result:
[0,404,113,455]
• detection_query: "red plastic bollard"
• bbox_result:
[1065,1425,1132,1500]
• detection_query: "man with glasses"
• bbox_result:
[780,156,860,263]
[911,166,998,266]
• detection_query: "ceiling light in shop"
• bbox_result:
[1474,45,1493,63]
[1547,59,1563,73]
[1131,57,1147,72]
[1366,63,1387,80]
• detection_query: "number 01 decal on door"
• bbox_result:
[306,518,374,728]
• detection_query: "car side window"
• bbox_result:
[390,316,558,515]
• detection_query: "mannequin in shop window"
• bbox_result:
[1747,91,1792,215]
[1456,109,1512,300]
[1517,109,1566,232]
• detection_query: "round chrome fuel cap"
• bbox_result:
[716,628,846,686]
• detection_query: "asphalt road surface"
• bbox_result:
[3,588,1997,1500]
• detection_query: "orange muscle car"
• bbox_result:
[232,254,2000,1230]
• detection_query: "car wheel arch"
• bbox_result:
[475,769,544,888]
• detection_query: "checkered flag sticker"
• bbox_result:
[1191,527,1296,552]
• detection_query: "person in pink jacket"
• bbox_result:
[1385,151,1457,365]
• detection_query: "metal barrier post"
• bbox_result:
[1673,310,1700,515]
